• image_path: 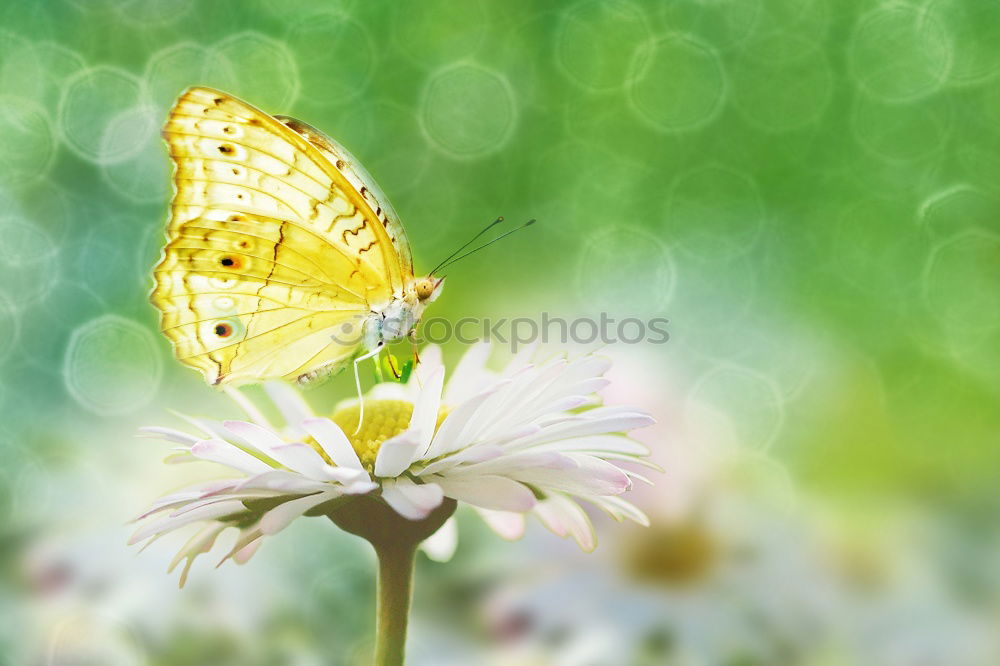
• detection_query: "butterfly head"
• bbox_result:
[413,276,445,303]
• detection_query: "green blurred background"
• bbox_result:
[1,0,998,664]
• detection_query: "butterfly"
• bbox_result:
[151,87,445,388]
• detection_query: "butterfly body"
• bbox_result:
[152,87,441,386]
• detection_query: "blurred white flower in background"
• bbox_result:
[130,343,656,584]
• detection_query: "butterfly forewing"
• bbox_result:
[153,87,412,385]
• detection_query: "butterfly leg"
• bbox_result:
[408,329,421,366]
[352,343,383,435]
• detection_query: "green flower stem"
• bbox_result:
[325,494,457,666]
[373,540,416,666]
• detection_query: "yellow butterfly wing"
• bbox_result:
[153,86,412,385]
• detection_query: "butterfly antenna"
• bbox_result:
[429,217,506,276]
[435,219,536,272]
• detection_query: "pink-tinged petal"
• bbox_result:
[233,537,264,564]
[374,430,422,478]
[515,454,631,497]
[434,475,536,512]
[382,478,444,520]
[263,381,314,428]
[223,386,275,429]
[191,439,272,475]
[474,508,526,541]
[129,499,247,545]
[420,516,458,562]
[168,523,226,574]
[137,427,200,444]
[533,494,596,552]
[301,418,366,472]
[259,491,339,535]
[216,525,263,568]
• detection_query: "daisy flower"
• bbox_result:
[131,343,655,584]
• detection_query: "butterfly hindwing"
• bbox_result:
[153,87,412,385]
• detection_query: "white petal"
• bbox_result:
[420,516,458,562]
[533,494,596,552]
[514,454,631,497]
[474,508,526,540]
[434,474,536,512]
[511,411,655,448]
[416,443,504,476]
[130,499,247,544]
[413,344,444,387]
[259,491,339,535]
[191,439,272,475]
[585,495,650,526]
[223,420,285,454]
[374,430,421,478]
[134,479,239,519]
[409,365,444,455]
[422,382,506,460]
[301,418,366,473]
[268,442,339,480]
[443,341,493,404]
[382,477,444,520]
[532,435,650,456]
[264,381,314,429]
[137,427,200,444]
[236,470,333,494]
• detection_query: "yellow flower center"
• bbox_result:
[331,400,414,473]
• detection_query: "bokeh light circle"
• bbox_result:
[555,0,652,92]
[627,33,727,133]
[102,104,170,203]
[925,0,1000,86]
[392,0,489,67]
[0,213,60,307]
[686,365,786,452]
[419,62,518,160]
[575,225,676,313]
[664,164,765,260]
[143,41,217,111]
[731,35,833,132]
[922,230,1000,350]
[206,32,299,111]
[852,94,952,163]
[287,11,376,107]
[0,95,56,187]
[847,5,952,103]
[0,292,19,364]
[58,66,143,164]
[62,314,163,415]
